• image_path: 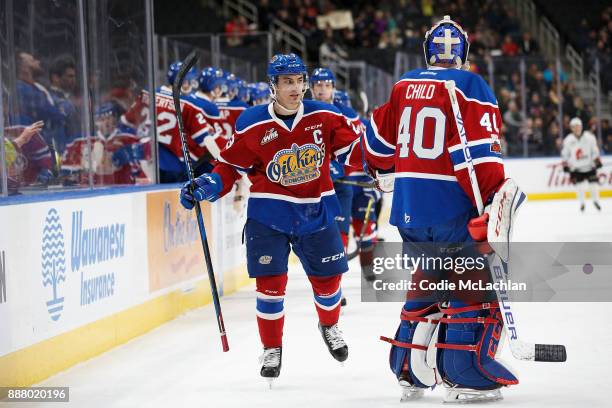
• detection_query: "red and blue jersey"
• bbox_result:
[213,99,362,234]
[215,97,249,140]
[364,67,505,228]
[154,86,212,172]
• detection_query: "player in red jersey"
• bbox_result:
[180,54,363,384]
[364,16,518,403]
[156,62,213,182]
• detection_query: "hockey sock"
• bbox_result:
[256,274,288,348]
[340,231,349,251]
[590,182,600,202]
[577,181,586,206]
[308,275,342,326]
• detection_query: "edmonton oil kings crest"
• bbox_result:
[266,143,325,186]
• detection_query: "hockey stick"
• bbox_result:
[173,51,229,352]
[334,178,376,188]
[445,80,566,362]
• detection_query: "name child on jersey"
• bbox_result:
[179,53,362,383]
[561,117,603,211]
[362,16,519,403]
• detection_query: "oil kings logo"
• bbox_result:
[266,143,325,186]
[41,209,67,321]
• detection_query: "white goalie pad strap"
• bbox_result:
[487,178,527,262]
[410,311,444,387]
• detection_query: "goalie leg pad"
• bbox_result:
[381,302,443,388]
[437,301,519,390]
[487,178,527,262]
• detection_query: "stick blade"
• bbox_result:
[534,344,567,362]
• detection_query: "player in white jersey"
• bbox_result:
[561,117,602,211]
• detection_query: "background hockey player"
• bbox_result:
[215,72,249,140]
[333,89,381,282]
[179,53,362,383]
[362,16,519,402]
[156,61,214,182]
[189,67,227,173]
[61,102,149,185]
[561,117,603,211]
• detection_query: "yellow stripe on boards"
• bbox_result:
[0,265,249,387]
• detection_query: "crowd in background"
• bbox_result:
[3,0,611,196]
[232,0,611,157]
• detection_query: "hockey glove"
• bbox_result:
[595,158,603,169]
[180,172,223,210]
[37,168,54,185]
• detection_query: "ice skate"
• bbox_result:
[318,323,348,362]
[594,201,601,211]
[399,378,425,402]
[259,347,282,388]
[443,387,503,403]
[580,203,585,212]
[340,296,347,307]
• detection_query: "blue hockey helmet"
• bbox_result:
[267,53,308,82]
[198,67,226,93]
[310,67,336,86]
[333,89,351,108]
[94,102,119,119]
[223,71,239,97]
[236,79,250,102]
[423,15,470,68]
[256,82,271,100]
[167,61,198,86]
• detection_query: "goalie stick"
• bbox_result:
[173,51,229,352]
[445,80,566,362]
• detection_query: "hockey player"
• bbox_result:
[215,72,249,140]
[562,117,602,211]
[157,61,213,183]
[334,89,381,282]
[189,67,227,172]
[179,53,362,382]
[363,16,519,402]
[310,68,355,251]
[61,102,148,185]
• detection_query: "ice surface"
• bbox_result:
[25,198,612,407]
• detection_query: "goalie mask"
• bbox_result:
[423,15,470,69]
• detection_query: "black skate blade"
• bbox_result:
[534,344,567,362]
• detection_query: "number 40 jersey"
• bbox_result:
[363,67,505,228]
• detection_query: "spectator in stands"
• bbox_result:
[501,35,519,57]
[48,55,80,153]
[519,32,538,55]
[3,120,53,192]
[225,14,249,47]
[15,50,65,154]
